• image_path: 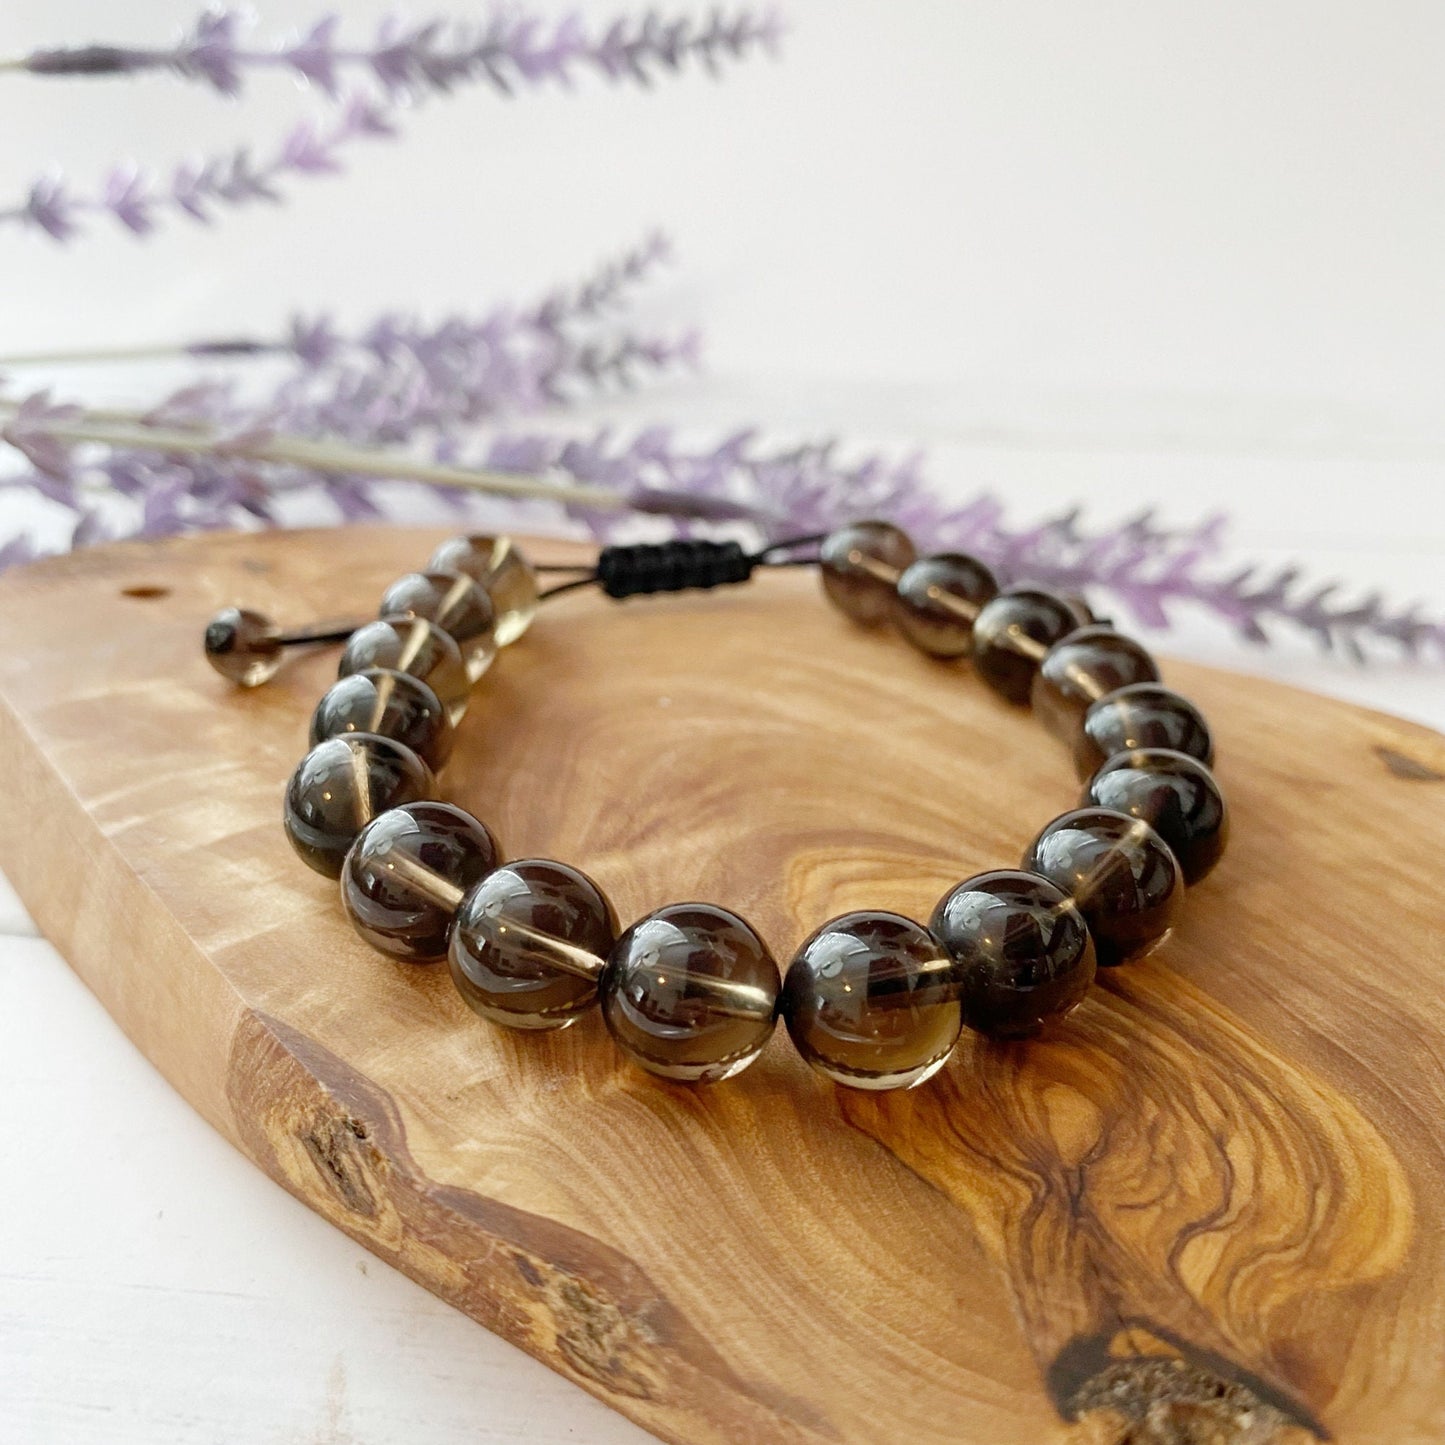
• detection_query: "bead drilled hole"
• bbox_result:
[121,584,170,600]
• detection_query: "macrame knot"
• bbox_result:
[595,540,755,599]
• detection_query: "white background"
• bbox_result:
[1,3,1443,1442]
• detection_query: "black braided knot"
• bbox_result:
[595,540,755,599]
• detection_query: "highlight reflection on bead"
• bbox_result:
[204,607,282,686]
[972,589,1089,704]
[450,859,618,1030]
[428,535,539,646]
[890,553,999,659]
[283,733,436,879]
[1074,682,1214,780]
[1031,626,1160,746]
[1085,748,1229,885]
[380,569,497,682]
[341,801,500,962]
[930,870,1096,1039]
[310,667,454,770]
[601,904,779,1083]
[1024,807,1183,967]
[338,616,470,725]
[783,911,961,1090]
[819,520,917,626]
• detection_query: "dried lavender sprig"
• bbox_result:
[0,392,627,510]
[0,229,677,366]
[0,9,780,241]
[1,8,785,97]
[1,92,397,241]
[3,393,1439,657]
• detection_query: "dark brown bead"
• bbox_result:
[930,870,1095,1039]
[890,553,999,659]
[1074,683,1213,780]
[972,589,1089,704]
[449,859,618,1030]
[1085,747,1229,885]
[204,607,282,686]
[819,521,917,626]
[428,535,538,646]
[338,616,470,725]
[379,569,497,682]
[600,904,780,1083]
[1024,807,1183,967]
[309,667,454,770]
[1031,625,1160,745]
[341,802,499,962]
[283,734,436,879]
[782,911,960,1090]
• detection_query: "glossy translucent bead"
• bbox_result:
[1031,625,1160,746]
[1075,682,1214,780]
[1024,807,1183,967]
[337,616,470,726]
[890,553,999,659]
[931,870,1095,1039]
[340,802,499,962]
[309,668,454,770]
[1085,747,1229,885]
[283,734,436,878]
[819,520,917,626]
[782,911,960,1090]
[600,904,780,1083]
[379,569,497,682]
[449,859,618,1030]
[428,535,538,646]
[204,607,282,686]
[972,589,1089,704]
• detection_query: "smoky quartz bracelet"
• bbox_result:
[212,523,1228,1092]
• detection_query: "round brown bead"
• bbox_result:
[1075,682,1213,781]
[449,859,618,1030]
[890,553,999,659]
[309,667,454,770]
[428,535,538,646]
[1085,747,1229,885]
[379,569,497,682]
[341,802,500,962]
[973,589,1089,704]
[204,607,282,686]
[1031,625,1160,746]
[930,870,1095,1039]
[1023,807,1183,967]
[338,616,470,726]
[600,903,780,1083]
[782,911,960,1090]
[819,521,917,626]
[283,734,436,879]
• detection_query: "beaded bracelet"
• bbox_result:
[204,523,1228,1092]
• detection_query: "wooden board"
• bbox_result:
[0,526,1442,1445]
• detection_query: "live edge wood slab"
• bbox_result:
[1,527,1443,1445]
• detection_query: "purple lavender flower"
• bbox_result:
[9,7,784,96]
[0,10,780,242]
[2,378,1440,658]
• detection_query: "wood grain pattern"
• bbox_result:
[0,527,1441,1445]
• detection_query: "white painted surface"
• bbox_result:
[0,2,1442,1442]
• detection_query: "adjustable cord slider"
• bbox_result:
[595,540,755,599]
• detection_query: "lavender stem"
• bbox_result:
[0,399,628,510]
[0,342,241,367]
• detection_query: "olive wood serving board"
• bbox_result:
[1,526,1443,1445]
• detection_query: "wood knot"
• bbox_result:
[1374,744,1445,782]
[1064,1355,1318,1445]
[299,1111,380,1218]
[510,1250,664,1400]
